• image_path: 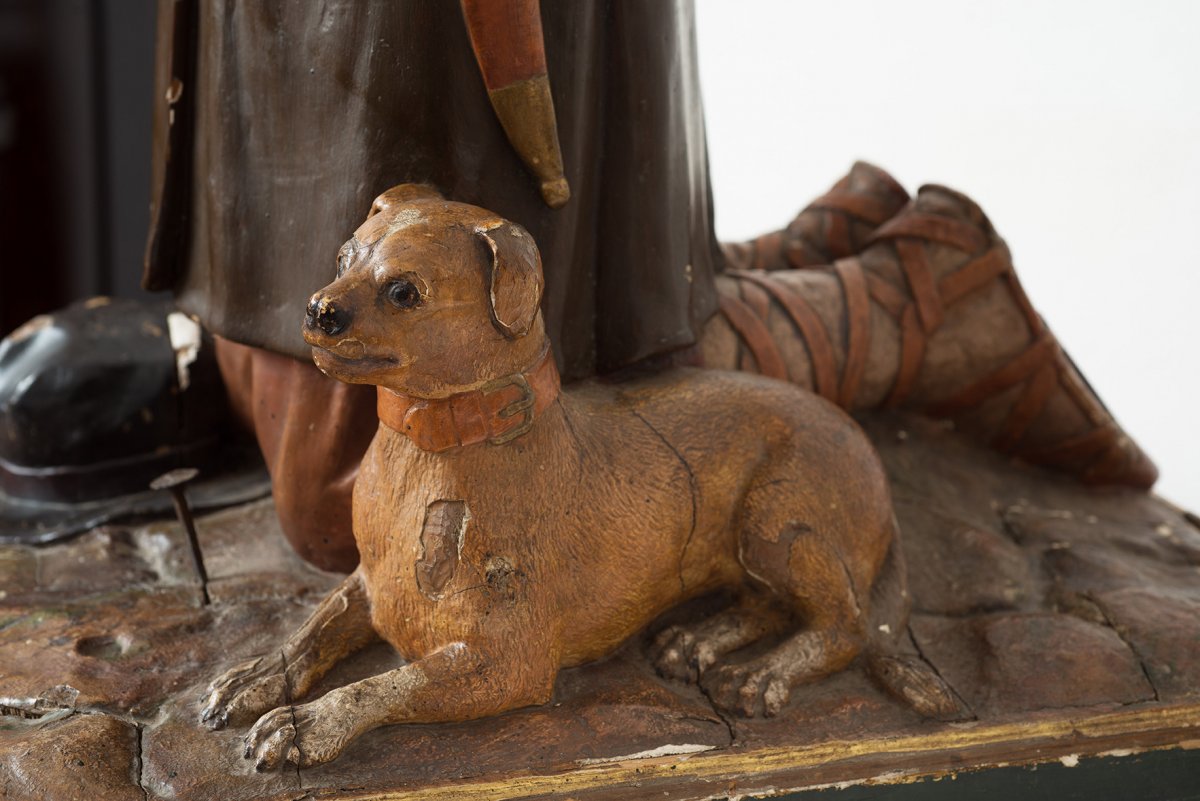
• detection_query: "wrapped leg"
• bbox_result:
[702,184,1157,489]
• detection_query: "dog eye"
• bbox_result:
[385,279,421,309]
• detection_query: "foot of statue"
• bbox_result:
[707,167,1157,489]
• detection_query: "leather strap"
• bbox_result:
[928,335,1057,417]
[825,211,851,258]
[833,258,871,408]
[869,242,1019,408]
[1004,271,1044,337]
[871,212,988,254]
[895,238,945,333]
[783,242,811,270]
[735,271,840,402]
[377,346,560,452]
[939,247,1009,305]
[741,275,773,323]
[992,360,1059,452]
[887,244,1011,407]
[1024,426,1118,467]
[1057,359,1112,428]
[866,274,908,317]
[1084,439,1133,484]
[717,291,788,380]
[885,304,925,408]
[810,191,900,226]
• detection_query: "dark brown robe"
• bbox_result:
[144,0,719,381]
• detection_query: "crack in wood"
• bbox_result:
[1082,594,1162,705]
[135,722,148,801]
[905,624,976,720]
[280,647,305,790]
[629,409,699,595]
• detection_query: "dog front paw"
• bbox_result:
[243,698,356,771]
[200,655,288,730]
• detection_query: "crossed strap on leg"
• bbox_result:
[714,187,1156,489]
[866,199,1151,486]
[717,271,839,401]
[716,261,874,411]
[721,162,911,272]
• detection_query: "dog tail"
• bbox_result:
[864,520,972,722]
[865,650,968,721]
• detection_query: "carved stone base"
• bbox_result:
[2,412,1197,799]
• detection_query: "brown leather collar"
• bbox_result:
[377,347,560,452]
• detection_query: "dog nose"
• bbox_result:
[306,296,352,336]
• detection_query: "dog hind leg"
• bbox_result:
[703,622,861,718]
[712,502,871,718]
[651,596,790,683]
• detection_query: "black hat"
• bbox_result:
[0,297,268,544]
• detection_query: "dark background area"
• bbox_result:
[0,0,160,336]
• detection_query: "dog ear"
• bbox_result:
[368,184,443,218]
[476,222,544,339]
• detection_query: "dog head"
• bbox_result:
[303,185,546,397]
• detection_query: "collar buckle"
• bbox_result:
[482,373,535,445]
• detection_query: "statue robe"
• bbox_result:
[144,0,720,381]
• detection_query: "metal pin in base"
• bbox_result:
[150,468,210,605]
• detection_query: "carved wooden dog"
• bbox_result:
[200,186,956,770]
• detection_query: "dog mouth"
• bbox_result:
[312,346,403,372]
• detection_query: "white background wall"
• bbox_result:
[696,0,1200,511]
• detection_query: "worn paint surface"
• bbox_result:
[2,405,1200,797]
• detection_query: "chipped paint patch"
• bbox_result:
[576,742,716,766]
[416,500,471,600]
[166,312,202,391]
[385,207,427,234]
[1098,748,1137,758]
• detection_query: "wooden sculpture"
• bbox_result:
[199,186,957,770]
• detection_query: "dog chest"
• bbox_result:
[350,416,712,663]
